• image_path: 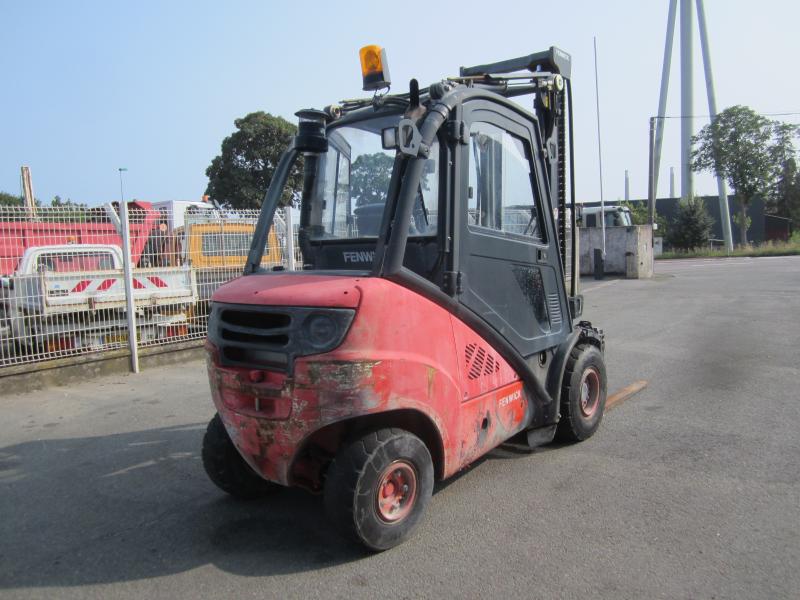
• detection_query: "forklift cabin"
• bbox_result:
[203,45,606,551]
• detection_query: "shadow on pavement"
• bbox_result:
[0,421,546,590]
[0,423,367,589]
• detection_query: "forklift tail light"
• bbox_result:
[359,45,391,91]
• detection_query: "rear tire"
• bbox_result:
[556,344,607,442]
[324,428,433,551]
[202,413,278,499]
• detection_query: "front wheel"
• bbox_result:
[324,428,434,551]
[201,413,279,499]
[556,344,607,442]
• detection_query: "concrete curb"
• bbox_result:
[0,340,206,394]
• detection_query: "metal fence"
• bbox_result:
[0,202,298,370]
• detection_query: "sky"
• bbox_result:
[1,0,798,207]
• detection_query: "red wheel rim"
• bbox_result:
[375,460,418,523]
[579,367,601,418]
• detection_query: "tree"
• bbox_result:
[350,152,394,206]
[0,192,23,206]
[620,200,648,224]
[620,200,669,238]
[667,196,714,250]
[768,122,800,223]
[45,196,90,222]
[49,195,84,208]
[691,105,774,246]
[770,157,800,220]
[205,112,302,209]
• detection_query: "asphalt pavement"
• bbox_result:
[1,256,798,599]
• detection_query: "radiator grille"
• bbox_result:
[208,303,354,372]
[215,307,292,370]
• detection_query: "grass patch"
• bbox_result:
[658,239,800,259]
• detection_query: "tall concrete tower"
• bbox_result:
[652,0,733,251]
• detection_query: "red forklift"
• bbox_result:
[202,45,606,550]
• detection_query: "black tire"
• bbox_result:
[201,413,278,499]
[556,344,607,442]
[11,316,39,358]
[324,428,434,551]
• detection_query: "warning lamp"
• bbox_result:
[359,45,391,91]
[294,109,328,154]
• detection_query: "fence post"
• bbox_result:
[285,207,296,271]
[119,201,140,373]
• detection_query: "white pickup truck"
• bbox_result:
[0,244,197,355]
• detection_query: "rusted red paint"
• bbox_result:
[206,275,531,489]
[457,380,528,466]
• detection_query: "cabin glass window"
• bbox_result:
[467,122,544,241]
[36,251,115,272]
[309,117,396,240]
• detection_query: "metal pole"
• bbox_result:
[648,117,657,230]
[654,0,678,196]
[696,0,733,252]
[284,207,297,271]
[680,0,694,199]
[118,168,139,373]
[593,37,606,259]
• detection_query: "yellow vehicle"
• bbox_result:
[185,220,282,270]
[183,217,284,303]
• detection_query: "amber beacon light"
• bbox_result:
[359,45,391,91]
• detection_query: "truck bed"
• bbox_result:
[6,266,197,315]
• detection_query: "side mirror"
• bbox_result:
[396,119,421,157]
[381,127,398,150]
[383,121,423,157]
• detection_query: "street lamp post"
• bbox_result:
[118,168,140,373]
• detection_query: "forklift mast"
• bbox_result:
[460,47,579,304]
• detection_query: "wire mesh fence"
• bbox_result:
[0,202,298,369]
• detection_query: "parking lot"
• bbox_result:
[1,256,798,599]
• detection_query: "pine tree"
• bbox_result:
[667,197,714,250]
